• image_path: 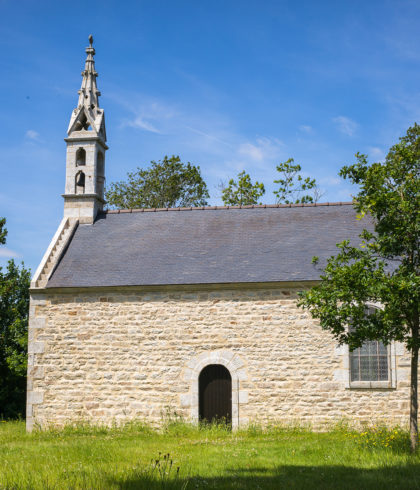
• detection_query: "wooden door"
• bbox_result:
[199,364,232,425]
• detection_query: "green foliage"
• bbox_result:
[346,426,409,452]
[273,158,323,204]
[299,240,404,350]
[220,171,265,206]
[299,124,420,349]
[1,421,420,489]
[105,155,210,209]
[0,218,30,419]
[0,217,6,244]
[298,123,420,450]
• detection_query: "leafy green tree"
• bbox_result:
[274,158,323,204]
[105,155,209,209]
[0,218,30,418]
[298,124,420,451]
[221,171,265,206]
[0,218,7,244]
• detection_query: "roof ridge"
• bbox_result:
[103,201,354,214]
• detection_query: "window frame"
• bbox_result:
[345,303,397,390]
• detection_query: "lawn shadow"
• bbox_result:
[109,462,420,489]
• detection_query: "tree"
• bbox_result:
[298,124,420,451]
[273,158,323,204]
[0,217,6,244]
[0,218,30,418]
[220,171,265,206]
[105,155,210,209]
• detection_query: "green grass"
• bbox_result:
[1,420,420,489]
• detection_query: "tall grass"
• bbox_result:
[1,420,420,489]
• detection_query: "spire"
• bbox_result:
[67,35,106,141]
[77,34,101,112]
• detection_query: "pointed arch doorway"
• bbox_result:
[199,364,232,425]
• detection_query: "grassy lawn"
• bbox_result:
[1,420,420,489]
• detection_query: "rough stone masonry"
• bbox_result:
[27,286,410,430]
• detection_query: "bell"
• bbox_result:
[76,172,85,187]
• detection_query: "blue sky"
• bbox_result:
[0,0,419,273]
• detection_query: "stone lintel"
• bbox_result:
[64,135,108,150]
[62,194,106,204]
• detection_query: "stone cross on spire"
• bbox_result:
[67,35,106,141]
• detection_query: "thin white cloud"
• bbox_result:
[111,91,285,179]
[238,142,264,162]
[238,137,284,163]
[0,247,20,258]
[320,176,342,186]
[384,32,420,62]
[25,129,40,141]
[299,125,313,133]
[126,117,161,133]
[368,146,386,161]
[336,187,355,201]
[184,125,232,147]
[332,116,358,136]
[113,94,180,134]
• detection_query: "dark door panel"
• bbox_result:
[199,364,232,425]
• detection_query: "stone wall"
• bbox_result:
[27,286,412,431]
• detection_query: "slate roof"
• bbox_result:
[46,202,374,288]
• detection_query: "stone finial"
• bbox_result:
[79,34,100,111]
[66,35,106,140]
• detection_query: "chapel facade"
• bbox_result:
[26,38,412,431]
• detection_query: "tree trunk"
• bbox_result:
[410,317,419,452]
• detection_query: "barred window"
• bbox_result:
[350,340,389,381]
[349,307,389,382]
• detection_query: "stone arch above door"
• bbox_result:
[181,350,249,429]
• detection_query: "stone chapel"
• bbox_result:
[26,38,412,431]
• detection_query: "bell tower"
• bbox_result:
[63,35,108,224]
